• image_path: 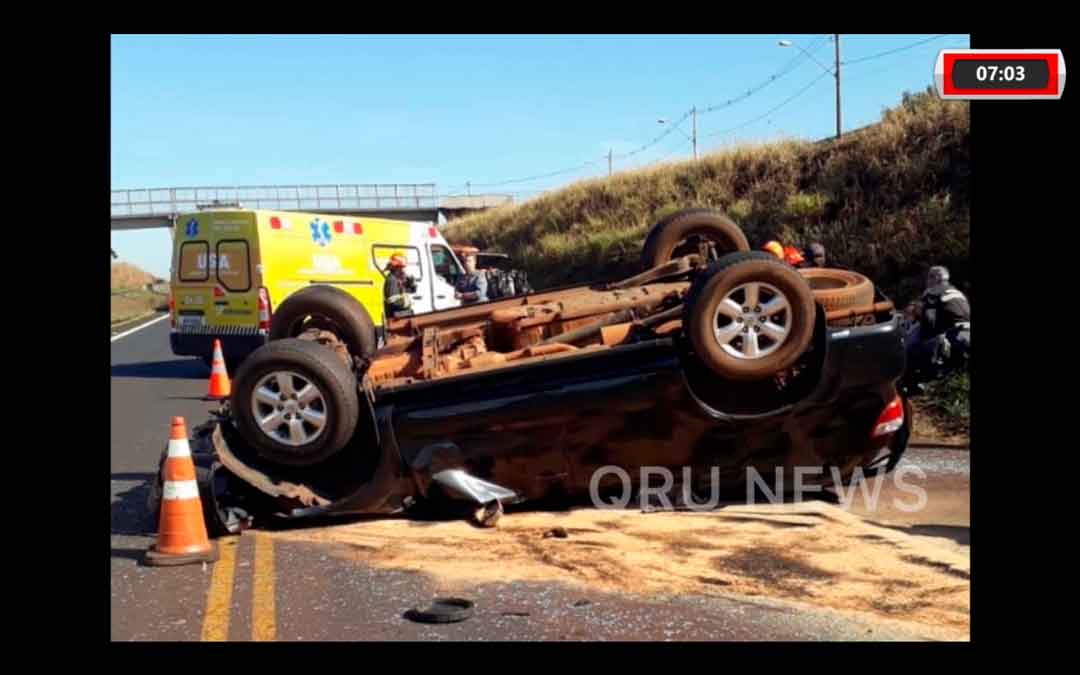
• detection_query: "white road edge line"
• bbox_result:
[110,313,169,343]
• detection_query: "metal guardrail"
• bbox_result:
[110,183,439,218]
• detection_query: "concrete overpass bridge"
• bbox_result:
[111,184,512,231]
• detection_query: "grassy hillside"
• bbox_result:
[110,262,168,325]
[111,262,156,290]
[445,87,969,305]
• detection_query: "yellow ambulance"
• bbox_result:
[168,208,467,367]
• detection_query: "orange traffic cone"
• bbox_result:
[144,417,218,566]
[207,339,231,399]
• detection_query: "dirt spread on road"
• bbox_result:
[269,501,969,640]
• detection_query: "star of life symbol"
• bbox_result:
[185,218,199,238]
[310,218,331,247]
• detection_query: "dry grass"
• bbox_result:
[111,262,156,291]
[446,88,969,305]
[111,262,167,324]
[111,290,168,325]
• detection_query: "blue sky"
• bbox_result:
[111,33,969,277]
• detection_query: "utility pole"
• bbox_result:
[608,149,613,177]
[466,181,471,196]
[834,34,842,139]
[691,106,698,160]
[779,36,842,140]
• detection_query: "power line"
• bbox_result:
[611,35,829,167]
[469,156,604,188]
[455,35,954,192]
[656,138,695,164]
[703,69,833,139]
[841,34,956,66]
[612,108,693,161]
[842,43,971,84]
[699,35,830,115]
[459,35,831,188]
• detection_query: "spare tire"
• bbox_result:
[231,338,359,467]
[799,268,875,312]
[641,209,750,270]
[684,251,816,381]
[269,285,376,362]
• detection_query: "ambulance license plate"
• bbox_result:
[179,315,205,331]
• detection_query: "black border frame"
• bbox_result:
[88,28,1074,651]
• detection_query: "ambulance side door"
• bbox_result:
[429,243,464,311]
[372,244,431,316]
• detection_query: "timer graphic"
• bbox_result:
[934,49,1066,100]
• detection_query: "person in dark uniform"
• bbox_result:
[804,242,826,268]
[383,253,417,318]
[454,252,488,304]
[907,265,970,378]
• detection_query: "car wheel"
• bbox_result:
[640,209,750,270]
[684,251,816,381]
[799,268,875,311]
[269,285,377,363]
[230,338,360,467]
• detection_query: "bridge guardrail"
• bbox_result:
[110,184,439,219]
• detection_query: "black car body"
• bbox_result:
[159,211,913,533]
[179,301,909,535]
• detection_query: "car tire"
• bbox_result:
[798,268,875,311]
[641,209,750,270]
[230,338,360,467]
[269,285,377,363]
[684,251,816,381]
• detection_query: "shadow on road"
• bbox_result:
[255,484,847,534]
[111,359,206,380]
[111,548,149,562]
[870,522,970,547]
[111,473,156,540]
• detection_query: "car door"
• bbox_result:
[429,243,464,311]
[372,244,431,315]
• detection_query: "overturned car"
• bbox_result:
[152,209,912,533]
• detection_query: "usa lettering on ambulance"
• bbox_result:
[196,253,231,270]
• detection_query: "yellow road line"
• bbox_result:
[200,537,239,641]
[251,534,277,641]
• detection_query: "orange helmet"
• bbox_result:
[783,245,805,266]
[762,241,784,260]
[388,253,407,269]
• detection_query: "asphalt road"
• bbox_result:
[111,316,968,641]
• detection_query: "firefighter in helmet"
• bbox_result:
[762,240,806,267]
[383,252,417,318]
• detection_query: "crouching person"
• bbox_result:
[907,265,970,379]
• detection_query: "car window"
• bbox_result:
[430,244,463,282]
[178,241,209,282]
[216,240,251,292]
[372,245,423,281]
